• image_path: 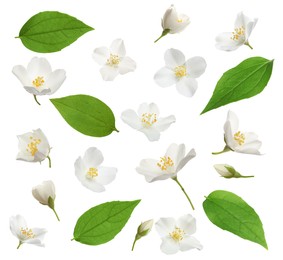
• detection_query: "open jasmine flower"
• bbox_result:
[136,144,196,210]
[12,57,66,105]
[216,12,258,51]
[155,5,190,43]
[155,214,202,255]
[92,39,136,81]
[121,103,176,141]
[213,111,262,155]
[16,128,52,168]
[10,215,47,249]
[74,147,117,192]
[154,49,206,97]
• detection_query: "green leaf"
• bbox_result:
[203,190,268,249]
[17,11,94,53]
[201,57,273,114]
[50,94,118,137]
[73,200,141,245]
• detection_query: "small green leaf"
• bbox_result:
[201,57,273,114]
[17,11,94,53]
[73,200,141,245]
[203,190,268,249]
[50,94,118,137]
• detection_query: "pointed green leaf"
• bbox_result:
[203,190,268,249]
[201,57,273,114]
[73,200,141,245]
[17,11,94,53]
[50,94,118,137]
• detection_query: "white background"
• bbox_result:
[0,0,281,259]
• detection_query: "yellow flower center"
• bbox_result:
[32,76,45,88]
[174,65,187,78]
[157,156,174,171]
[234,131,245,145]
[170,227,185,242]
[26,137,41,156]
[87,167,98,178]
[177,18,183,23]
[141,113,157,127]
[231,26,245,41]
[107,54,120,66]
[20,227,35,239]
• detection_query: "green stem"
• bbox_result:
[52,208,60,221]
[154,29,170,43]
[212,146,232,155]
[47,156,51,168]
[131,237,138,251]
[240,175,254,178]
[17,241,23,249]
[33,95,41,105]
[172,177,195,210]
[245,41,253,50]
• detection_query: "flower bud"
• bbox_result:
[213,164,254,179]
[32,180,56,205]
[137,219,154,237]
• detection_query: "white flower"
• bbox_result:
[121,103,176,141]
[215,12,258,51]
[154,49,206,97]
[32,180,60,221]
[74,147,117,192]
[155,214,202,255]
[12,57,66,105]
[16,129,51,167]
[213,164,254,178]
[155,5,190,42]
[92,39,136,81]
[10,215,47,249]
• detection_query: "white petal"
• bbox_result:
[121,109,142,130]
[26,239,44,247]
[165,143,185,171]
[34,129,50,157]
[162,5,178,30]
[31,228,47,243]
[32,180,55,204]
[160,237,180,254]
[155,217,176,237]
[140,127,161,141]
[137,103,160,117]
[83,147,104,168]
[176,77,198,97]
[245,19,258,40]
[82,180,105,192]
[100,65,119,81]
[177,214,196,235]
[169,14,190,34]
[12,65,31,86]
[154,67,177,88]
[118,56,136,74]
[45,69,66,94]
[155,115,176,132]
[110,39,126,57]
[74,157,87,182]
[23,87,51,95]
[234,12,246,28]
[176,148,196,173]
[215,32,242,51]
[27,57,52,79]
[164,48,186,69]
[92,47,110,65]
[225,111,239,134]
[96,166,117,185]
[180,236,203,251]
[185,57,207,78]
[10,215,27,238]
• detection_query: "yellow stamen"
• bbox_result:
[141,113,157,127]
[107,54,120,66]
[174,65,187,78]
[26,137,41,156]
[170,227,185,242]
[231,26,245,41]
[32,76,45,88]
[157,156,174,171]
[177,18,183,23]
[234,131,245,145]
[87,167,98,178]
[20,227,35,239]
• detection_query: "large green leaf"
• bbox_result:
[203,190,268,249]
[73,200,141,245]
[17,11,94,53]
[201,57,273,114]
[50,94,118,137]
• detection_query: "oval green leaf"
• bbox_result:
[203,190,268,249]
[17,11,94,53]
[50,94,118,137]
[73,200,141,245]
[201,57,273,114]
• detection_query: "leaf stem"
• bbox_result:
[212,145,232,155]
[47,156,52,168]
[154,29,170,43]
[172,177,195,210]
[245,41,253,50]
[33,95,41,105]
[52,208,60,221]
[17,241,23,249]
